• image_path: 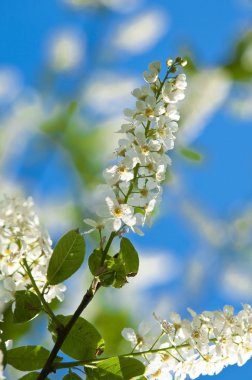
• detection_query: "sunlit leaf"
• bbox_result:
[119,238,139,277]
[63,372,82,379]
[50,315,104,360]
[18,372,50,379]
[180,147,202,161]
[47,229,85,284]
[88,249,102,276]
[85,356,145,380]
[7,345,61,371]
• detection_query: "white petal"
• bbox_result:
[83,218,97,227]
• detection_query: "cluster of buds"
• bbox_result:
[0,196,66,303]
[85,57,187,237]
[123,305,252,379]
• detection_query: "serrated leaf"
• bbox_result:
[52,315,104,360]
[119,238,139,277]
[85,356,145,380]
[13,291,41,323]
[63,373,82,379]
[7,345,61,371]
[47,230,86,285]
[180,148,202,161]
[18,373,50,379]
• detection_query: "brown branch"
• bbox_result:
[37,279,101,380]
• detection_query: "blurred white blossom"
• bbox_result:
[83,72,138,116]
[47,29,85,72]
[0,67,22,105]
[179,69,231,144]
[230,83,252,118]
[0,92,58,169]
[222,265,252,299]
[63,0,141,13]
[131,251,180,289]
[112,10,168,53]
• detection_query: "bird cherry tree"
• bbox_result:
[1,57,252,380]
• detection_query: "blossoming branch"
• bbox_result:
[84,57,187,237]
[1,57,250,380]
[123,305,252,379]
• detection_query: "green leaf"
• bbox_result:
[110,259,127,288]
[63,373,82,379]
[47,230,86,285]
[119,238,139,277]
[89,245,136,288]
[67,100,78,116]
[89,252,125,288]
[7,345,61,371]
[18,373,50,379]
[85,357,145,380]
[225,30,252,81]
[88,249,102,276]
[13,291,42,323]
[98,269,116,287]
[51,315,104,360]
[180,147,202,162]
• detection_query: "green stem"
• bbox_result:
[53,337,220,371]
[22,259,62,330]
[149,331,165,350]
[38,229,117,379]
[156,69,170,99]
[100,231,116,265]
[145,64,176,136]
[124,163,140,203]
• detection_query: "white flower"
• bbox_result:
[84,59,186,237]
[166,104,181,121]
[122,321,152,351]
[83,218,106,234]
[135,96,165,121]
[103,157,135,185]
[44,283,67,303]
[175,74,187,90]
[132,85,152,100]
[144,61,161,84]
[142,304,252,380]
[0,196,66,304]
[162,82,185,104]
[129,178,160,208]
[97,196,136,231]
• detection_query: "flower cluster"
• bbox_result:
[85,58,187,236]
[123,305,252,379]
[0,196,66,303]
